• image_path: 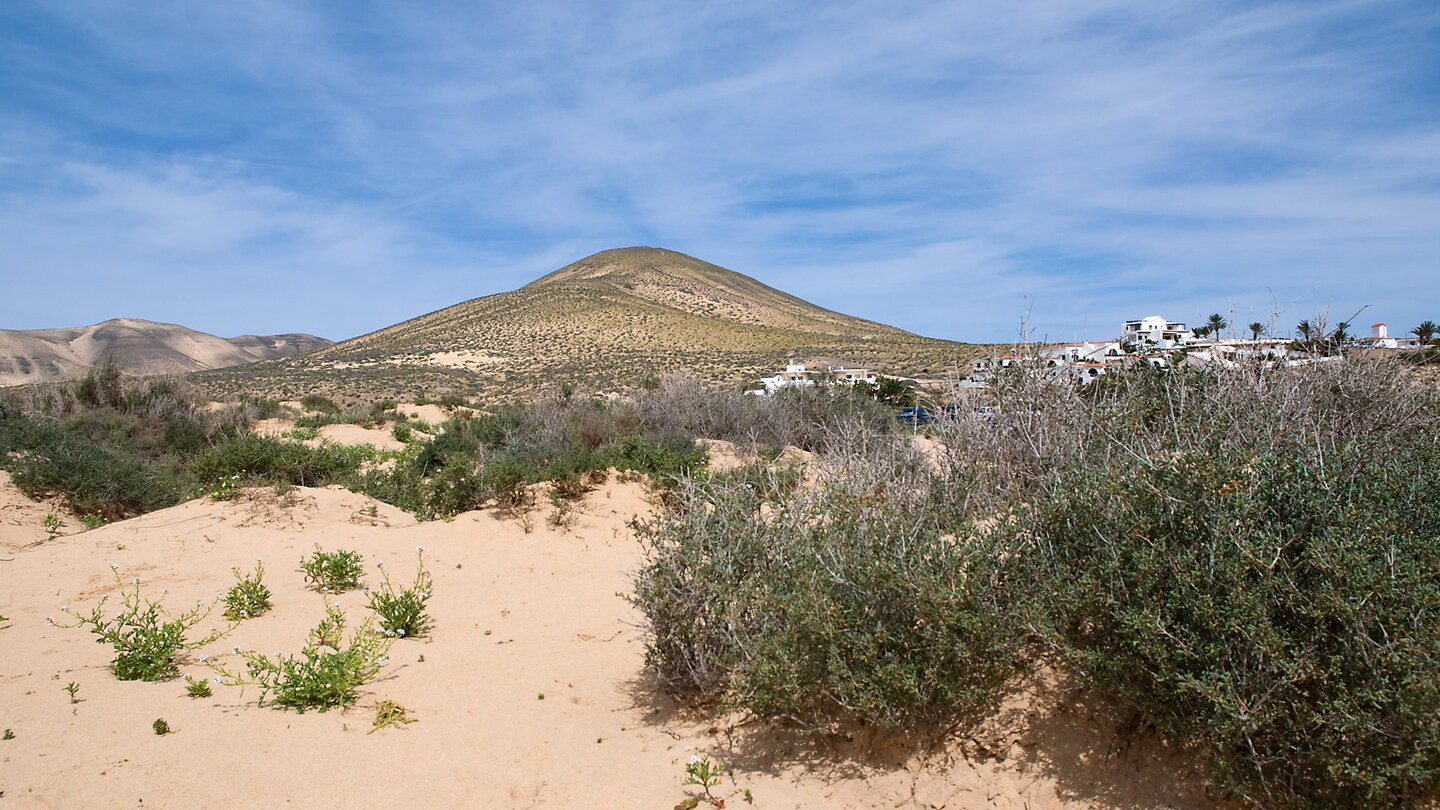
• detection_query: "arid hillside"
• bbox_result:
[0,318,330,387]
[195,247,987,402]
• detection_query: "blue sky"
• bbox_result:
[2,1,1437,344]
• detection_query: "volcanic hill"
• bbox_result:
[0,318,331,387]
[196,247,984,401]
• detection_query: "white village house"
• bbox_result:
[1122,316,1195,349]
[1355,323,1422,350]
[753,361,878,395]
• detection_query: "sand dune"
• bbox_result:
[0,468,1223,809]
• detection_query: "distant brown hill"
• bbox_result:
[0,318,331,387]
[195,247,986,402]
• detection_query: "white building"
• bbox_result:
[755,362,878,395]
[1122,316,1195,349]
[1355,323,1421,350]
[1038,340,1124,365]
[758,362,816,394]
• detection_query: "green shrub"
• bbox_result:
[481,455,533,509]
[298,394,340,414]
[989,361,1440,808]
[631,441,1023,731]
[191,434,358,490]
[297,546,365,592]
[55,570,231,681]
[9,434,186,519]
[223,561,273,621]
[366,548,433,639]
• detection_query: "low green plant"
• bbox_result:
[365,547,433,639]
[53,570,231,681]
[212,602,392,713]
[284,426,321,441]
[297,546,364,592]
[192,434,360,491]
[43,513,62,541]
[2,728,13,740]
[209,472,244,501]
[299,394,340,414]
[63,681,80,703]
[683,754,723,805]
[183,673,212,698]
[223,560,272,621]
[81,513,108,529]
[152,718,171,736]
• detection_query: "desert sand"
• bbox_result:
[1,452,1225,808]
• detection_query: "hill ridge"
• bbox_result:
[0,318,331,387]
[195,247,986,401]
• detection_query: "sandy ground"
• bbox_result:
[0,461,1226,809]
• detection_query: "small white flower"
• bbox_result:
[397,629,405,637]
[416,545,424,552]
[198,654,208,662]
[46,616,54,625]
[109,563,118,570]
[133,578,141,584]
[183,673,192,680]
[377,561,384,567]
[232,646,240,654]
[60,605,68,611]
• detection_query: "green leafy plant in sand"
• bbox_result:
[683,753,724,805]
[297,545,365,592]
[366,547,434,639]
[212,601,392,713]
[52,569,231,681]
[182,673,213,698]
[223,559,272,621]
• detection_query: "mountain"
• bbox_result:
[195,247,986,401]
[0,318,331,387]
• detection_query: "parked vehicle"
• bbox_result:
[895,406,934,426]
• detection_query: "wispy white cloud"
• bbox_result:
[1,0,1436,343]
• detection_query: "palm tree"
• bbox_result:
[1206,313,1228,340]
[1330,322,1351,353]
[1297,320,1314,342]
[1415,321,1438,347]
[1248,322,1264,340]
